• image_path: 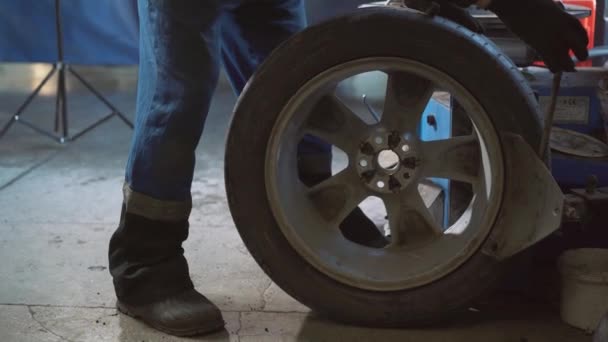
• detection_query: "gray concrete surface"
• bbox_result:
[0,65,593,341]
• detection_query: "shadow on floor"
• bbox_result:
[294,292,588,342]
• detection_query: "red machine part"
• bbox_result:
[563,0,596,66]
[532,0,596,67]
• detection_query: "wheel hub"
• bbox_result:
[356,128,420,194]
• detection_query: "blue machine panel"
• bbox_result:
[529,68,608,189]
[419,98,452,228]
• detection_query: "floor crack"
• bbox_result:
[235,311,243,342]
[0,302,309,314]
[1,303,114,310]
[27,306,75,342]
[259,279,273,311]
[0,302,308,316]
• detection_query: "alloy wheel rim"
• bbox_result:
[265,57,504,291]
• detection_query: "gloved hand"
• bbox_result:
[489,0,589,73]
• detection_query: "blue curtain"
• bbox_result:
[0,0,139,65]
[0,0,367,65]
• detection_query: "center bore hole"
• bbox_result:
[377,150,400,172]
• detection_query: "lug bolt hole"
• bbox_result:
[374,137,384,145]
[403,172,410,179]
[359,159,369,168]
[402,144,410,153]
[360,142,375,155]
[377,181,385,189]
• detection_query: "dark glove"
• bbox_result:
[489,0,589,72]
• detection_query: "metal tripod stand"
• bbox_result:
[0,0,133,144]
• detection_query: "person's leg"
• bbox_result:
[108,0,225,335]
[220,0,387,247]
[219,0,330,156]
[219,0,306,92]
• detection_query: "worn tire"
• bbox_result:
[225,8,543,327]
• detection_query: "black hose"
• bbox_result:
[539,72,562,157]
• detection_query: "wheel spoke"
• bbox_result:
[384,186,443,246]
[420,135,481,184]
[473,174,491,206]
[305,95,369,155]
[381,72,435,134]
[307,168,368,225]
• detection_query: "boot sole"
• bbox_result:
[116,301,225,337]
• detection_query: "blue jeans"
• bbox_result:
[123,0,330,217]
[111,0,333,305]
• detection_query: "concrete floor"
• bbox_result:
[0,64,593,341]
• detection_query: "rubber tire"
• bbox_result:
[225,8,543,327]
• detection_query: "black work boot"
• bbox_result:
[298,153,388,248]
[109,185,224,336]
[117,288,224,337]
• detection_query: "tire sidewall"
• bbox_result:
[225,8,542,326]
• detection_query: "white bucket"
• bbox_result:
[559,248,608,333]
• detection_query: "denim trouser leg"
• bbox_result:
[220,0,306,92]
[219,1,332,181]
[111,0,331,305]
[124,0,330,211]
[124,1,223,206]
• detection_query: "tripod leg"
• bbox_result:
[54,63,69,140]
[59,65,68,140]
[0,117,16,139]
[54,66,62,133]
[116,111,134,129]
[69,68,134,128]
[0,66,57,139]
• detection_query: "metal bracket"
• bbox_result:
[359,0,439,15]
[482,133,564,260]
[358,0,407,9]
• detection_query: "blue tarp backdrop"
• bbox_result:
[0,0,368,66]
[0,0,139,65]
